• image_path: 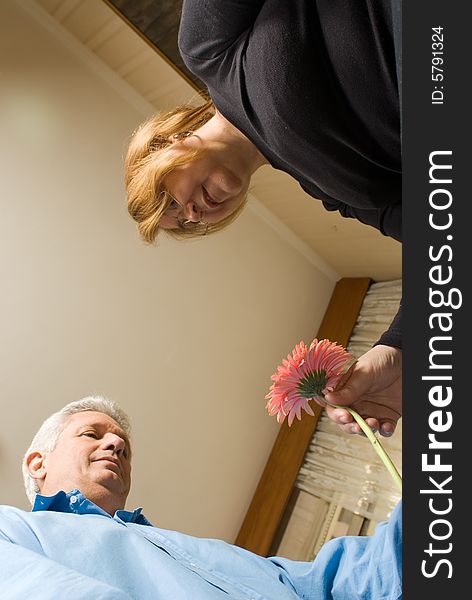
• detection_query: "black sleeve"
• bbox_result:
[179,0,265,61]
[321,199,402,242]
[375,300,402,349]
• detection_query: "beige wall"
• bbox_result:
[0,0,336,542]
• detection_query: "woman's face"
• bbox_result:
[159,139,251,229]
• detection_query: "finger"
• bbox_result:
[322,385,333,394]
[332,360,357,392]
[341,401,401,424]
[323,368,363,406]
[324,387,356,406]
[379,420,396,437]
[338,422,363,435]
[325,405,353,425]
[364,417,380,433]
[341,418,379,436]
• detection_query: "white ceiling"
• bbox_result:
[34,0,402,281]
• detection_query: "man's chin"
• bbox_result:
[89,472,127,497]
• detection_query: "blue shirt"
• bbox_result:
[0,490,402,599]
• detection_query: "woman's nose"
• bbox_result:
[182,200,203,222]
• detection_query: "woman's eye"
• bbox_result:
[167,199,179,212]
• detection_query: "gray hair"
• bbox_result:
[22,395,131,506]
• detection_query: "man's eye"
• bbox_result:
[82,432,98,439]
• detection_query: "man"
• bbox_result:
[1,396,402,599]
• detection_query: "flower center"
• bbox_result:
[297,370,328,399]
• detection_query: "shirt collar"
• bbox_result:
[32,489,151,525]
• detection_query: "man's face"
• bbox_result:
[37,411,132,513]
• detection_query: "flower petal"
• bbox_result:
[266,338,352,426]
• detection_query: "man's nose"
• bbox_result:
[102,433,126,455]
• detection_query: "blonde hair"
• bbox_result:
[125,100,247,243]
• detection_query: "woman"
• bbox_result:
[125,0,402,437]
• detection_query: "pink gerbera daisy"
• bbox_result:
[266,338,353,426]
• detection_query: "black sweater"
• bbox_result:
[179,0,402,348]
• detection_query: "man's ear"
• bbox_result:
[25,451,47,482]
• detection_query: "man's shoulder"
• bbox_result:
[0,504,51,530]
[0,503,117,549]
[0,504,29,519]
[0,504,37,544]
[0,503,79,530]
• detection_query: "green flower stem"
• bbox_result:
[328,402,402,493]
